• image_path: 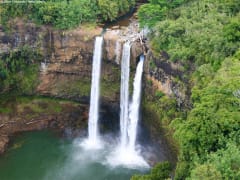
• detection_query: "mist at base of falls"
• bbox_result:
[0,131,151,180]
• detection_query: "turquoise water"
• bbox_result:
[0,131,148,180]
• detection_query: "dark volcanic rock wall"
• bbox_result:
[144,50,190,107]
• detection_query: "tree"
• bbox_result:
[131,161,171,180]
[98,0,118,21]
[189,164,222,180]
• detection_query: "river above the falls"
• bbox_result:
[0,131,149,180]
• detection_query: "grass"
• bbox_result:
[80,22,97,30]
[100,64,121,99]
[16,96,63,114]
[100,80,120,98]
[0,95,82,119]
[55,78,91,97]
[0,107,12,114]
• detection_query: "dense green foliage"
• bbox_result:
[144,93,183,125]
[131,162,171,180]
[0,0,98,29]
[138,0,188,27]
[148,0,240,68]
[138,0,240,179]
[0,46,41,94]
[98,0,135,21]
[173,55,240,179]
[1,0,239,179]
[0,0,135,29]
[0,96,63,115]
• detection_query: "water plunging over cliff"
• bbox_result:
[120,42,131,149]
[128,55,144,151]
[86,36,103,148]
[107,44,148,168]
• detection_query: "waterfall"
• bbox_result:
[120,42,131,148]
[108,44,148,168]
[128,55,144,151]
[87,36,103,148]
[120,45,145,152]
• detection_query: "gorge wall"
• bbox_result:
[0,19,147,102]
[0,19,187,105]
[0,19,188,159]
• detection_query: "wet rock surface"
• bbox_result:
[0,18,144,103]
[0,97,119,154]
[0,17,184,162]
[144,50,191,107]
[0,136,9,154]
[0,99,88,154]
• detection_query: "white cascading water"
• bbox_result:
[86,36,103,149]
[128,55,145,151]
[107,43,148,168]
[120,42,131,149]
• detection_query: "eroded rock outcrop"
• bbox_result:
[0,18,144,103]
[0,17,184,162]
[0,17,190,121]
[0,136,9,154]
[0,99,89,154]
[144,50,190,107]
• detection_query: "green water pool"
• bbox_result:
[0,131,148,180]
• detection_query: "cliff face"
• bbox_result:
[0,19,146,103]
[0,19,187,160]
[0,18,190,109]
[143,51,190,108]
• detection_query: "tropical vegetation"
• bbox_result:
[0,0,239,179]
[0,0,135,29]
[134,0,240,179]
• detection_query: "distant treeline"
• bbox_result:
[0,0,135,29]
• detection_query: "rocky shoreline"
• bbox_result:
[0,98,89,154]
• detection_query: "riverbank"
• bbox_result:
[0,96,88,154]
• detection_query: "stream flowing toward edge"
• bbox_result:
[0,131,148,180]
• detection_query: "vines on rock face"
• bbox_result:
[0,46,42,94]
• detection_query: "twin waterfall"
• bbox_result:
[116,44,147,168]
[87,37,147,167]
